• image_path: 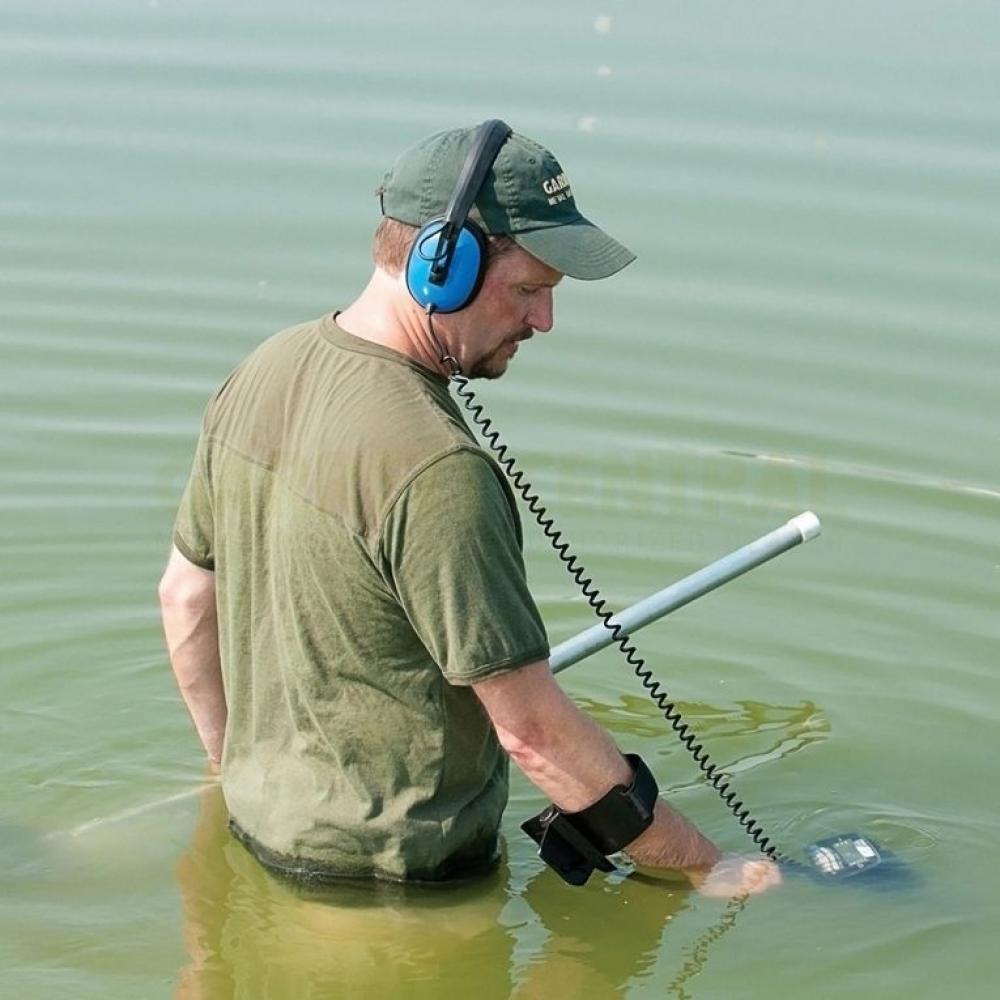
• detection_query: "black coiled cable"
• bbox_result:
[452,374,789,865]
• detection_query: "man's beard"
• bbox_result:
[467,330,532,380]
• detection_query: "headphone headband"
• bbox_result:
[407,119,513,314]
[428,119,512,285]
[442,119,512,234]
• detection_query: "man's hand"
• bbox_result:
[687,854,783,898]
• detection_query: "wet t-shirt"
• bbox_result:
[173,313,549,881]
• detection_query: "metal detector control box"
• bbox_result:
[806,834,883,879]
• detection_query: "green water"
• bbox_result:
[2,1,998,996]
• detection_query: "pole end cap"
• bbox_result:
[789,510,822,542]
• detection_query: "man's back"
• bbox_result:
[173,313,549,881]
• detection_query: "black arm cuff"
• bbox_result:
[521,753,659,886]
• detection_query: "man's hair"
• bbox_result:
[372,217,516,276]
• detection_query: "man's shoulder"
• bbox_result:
[354,391,490,523]
[235,315,325,368]
[379,443,522,550]
[194,313,498,539]
[390,444,501,503]
[202,315,325,421]
[365,379,470,459]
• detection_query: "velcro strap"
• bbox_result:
[521,754,658,886]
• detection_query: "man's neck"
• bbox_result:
[335,270,452,378]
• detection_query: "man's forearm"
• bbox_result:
[477,662,721,877]
[502,707,720,874]
[160,593,226,764]
[626,799,721,872]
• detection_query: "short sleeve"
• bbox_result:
[173,433,215,570]
[379,448,549,685]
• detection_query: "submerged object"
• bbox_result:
[795,833,915,890]
[807,833,882,879]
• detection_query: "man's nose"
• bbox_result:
[527,288,554,333]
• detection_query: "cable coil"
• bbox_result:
[452,375,789,865]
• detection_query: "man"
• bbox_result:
[160,123,780,897]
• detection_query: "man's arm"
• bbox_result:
[474,660,780,895]
[158,545,227,766]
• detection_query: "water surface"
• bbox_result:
[2,1,998,996]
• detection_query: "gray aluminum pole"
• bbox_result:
[549,511,821,675]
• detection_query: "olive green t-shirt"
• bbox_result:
[173,312,549,882]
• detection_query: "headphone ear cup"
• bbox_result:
[406,219,488,313]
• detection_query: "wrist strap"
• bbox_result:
[521,753,658,886]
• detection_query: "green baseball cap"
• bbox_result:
[378,124,636,280]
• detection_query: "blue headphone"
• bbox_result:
[405,119,513,314]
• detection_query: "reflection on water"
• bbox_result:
[584,694,829,791]
[175,786,697,999]
[665,894,749,1000]
[175,785,512,998]
[173,689,831,995]
[170,697,829,998]
[672,698,830,789]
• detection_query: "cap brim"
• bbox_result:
[512,217,636,280]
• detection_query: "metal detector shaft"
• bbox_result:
[549,511,821,675]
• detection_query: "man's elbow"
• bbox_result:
[157,574,178,610]
[493,718,552,773]
[158,575,213,613]
[158,548,216,613]
[474,660,568,770]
